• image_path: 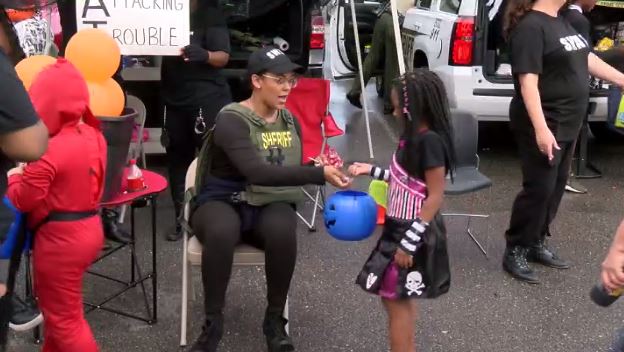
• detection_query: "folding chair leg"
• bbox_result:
[296,212,316,232]
[180,238,189,346]
[442,213,489,258]
[284,296,289,334]
[189,264,196,301]
[466,216,488,258]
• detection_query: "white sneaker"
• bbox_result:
[495,64,512,76]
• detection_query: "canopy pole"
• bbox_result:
[349,0,374,159]
[390,0,406,75]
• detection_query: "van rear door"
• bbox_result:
[326,0,382,79]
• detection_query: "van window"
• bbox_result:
[417,0,432,9]
[440,0,461,13]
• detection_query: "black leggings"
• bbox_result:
[505,128,575,247]
[191,201,298,316]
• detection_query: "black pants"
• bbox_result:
[505,128,575,247]
[191,201,297,316]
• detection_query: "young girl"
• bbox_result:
[7,59,106,352]
[348,69,455,352]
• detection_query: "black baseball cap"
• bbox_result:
[247,46,304,76]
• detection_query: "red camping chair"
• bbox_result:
[285,77,344,231]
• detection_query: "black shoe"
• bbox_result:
[346,91,362,109]
[102,209,131,243]
[527,240,570,269]
[189,314,224,352]
[166,225,183,242]
[383,105,393,115]
[263,312,294,352]
[503,246,539,284]
[10,296,43,332]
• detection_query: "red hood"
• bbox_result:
[28,58,100,136]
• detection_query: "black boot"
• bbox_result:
[263,312,294,352]
[346,91,362,109]
[189,314,224,352]
[166,224,183,242]
[102,208,131,243]
[503,246,539,284]
[527,240,570,269]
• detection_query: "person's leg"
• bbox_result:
[56,1,77,56]
[382,298,416,352]
[165,105,197,241]
[527,141,575,269]
[347,13,387,108]
[381,12,400,113]
[504,128,559,283]
[33,222,103,352]
[190,201,242,352]
[248,202,297,352]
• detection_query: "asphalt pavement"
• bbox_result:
[9,80,624,352]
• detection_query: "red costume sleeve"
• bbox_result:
[7,155,56,213]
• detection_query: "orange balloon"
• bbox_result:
[15,55,56,91]
[87,79,125,117]
[66,29,120,82]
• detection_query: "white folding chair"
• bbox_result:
[125,95,147,168]
[180,159,289,347]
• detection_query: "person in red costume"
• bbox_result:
[6,58,106,352]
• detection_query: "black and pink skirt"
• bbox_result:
[355,215,451,300]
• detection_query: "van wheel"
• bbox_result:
[589,122,624,142]
[376,75,384,97]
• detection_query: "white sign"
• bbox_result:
[75,0,190,56]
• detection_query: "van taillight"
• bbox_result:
[310,15,325,49]
[450,17,474,66]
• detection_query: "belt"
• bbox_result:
[32,210,99,234]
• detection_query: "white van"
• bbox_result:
[326,0,620,136]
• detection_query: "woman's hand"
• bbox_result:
[0,283,6,297]
[602,246,624,292]
[535,127,560,161]
[348,162,373,177]
[394,248,413,269]
[323,166,351,189]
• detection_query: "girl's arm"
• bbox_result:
[588,53,624,88]
[6,157,56,213]
[398,166,446,255]
[518,73,559,161]
[348,163,389,181]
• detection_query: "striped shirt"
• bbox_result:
[386,153,427,220]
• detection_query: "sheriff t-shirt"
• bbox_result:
[509,11,590,141]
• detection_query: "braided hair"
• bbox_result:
[0,6,25,64]
[394,69,456,179]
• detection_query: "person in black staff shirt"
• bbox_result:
[188,47,350,352]
[502,0,624,284]
[0,6,48,348]
[161,0,232,242]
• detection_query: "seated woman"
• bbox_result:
[189,47,350,352]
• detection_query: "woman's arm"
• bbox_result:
[6,157,56,212]
[518,73,559,160]
[214,113,327,186]
[602,219,624,291]
[588,53,624,88]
